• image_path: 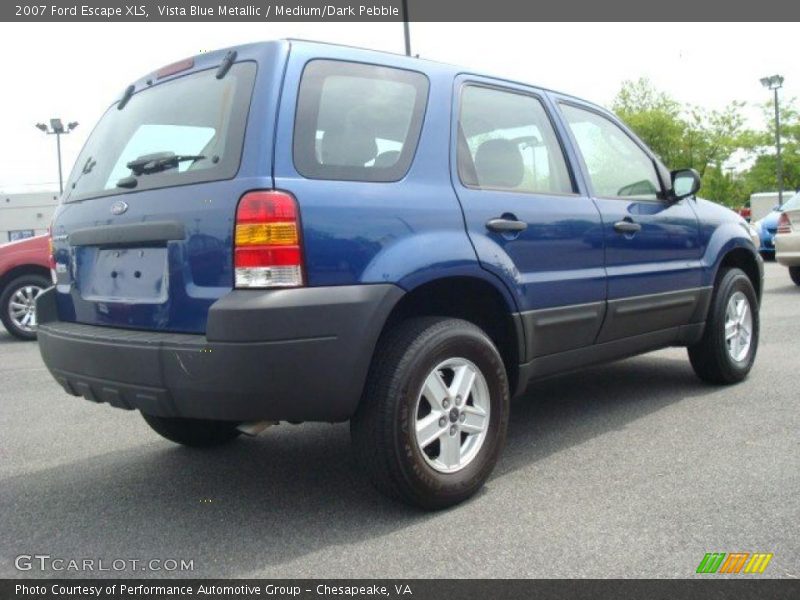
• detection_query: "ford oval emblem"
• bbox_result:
[110,200,129,215]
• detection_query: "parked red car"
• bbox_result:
[739,205,752,222]
[0,235,51,340]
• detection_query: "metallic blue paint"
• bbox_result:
[49,39,759,343]
[692,198,760,288]
[51,40,287,333]
[448,75,606,316]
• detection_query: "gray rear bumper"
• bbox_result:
[36,285,403,422]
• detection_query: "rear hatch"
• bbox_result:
[51,44,283,333]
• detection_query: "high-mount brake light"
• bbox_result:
[234,191,304,288]
[156,58,194,79]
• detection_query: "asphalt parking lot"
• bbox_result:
[1,261,797,579]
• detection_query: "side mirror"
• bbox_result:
[670,168,701,201]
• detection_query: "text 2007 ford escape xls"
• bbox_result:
[37,40,763,509]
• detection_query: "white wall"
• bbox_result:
[0,191,59,242]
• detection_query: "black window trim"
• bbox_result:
[455,80,580,198]
[292,58,430,184]
[557,99,669,204]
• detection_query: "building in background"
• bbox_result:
[0,191,59,242]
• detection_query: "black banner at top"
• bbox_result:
[3,0,800,22]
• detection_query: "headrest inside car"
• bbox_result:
[321,127,378,167]
[473,138,524,189]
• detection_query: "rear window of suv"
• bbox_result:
[64,62,257,203]
[293,60,429,182]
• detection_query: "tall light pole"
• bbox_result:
[760,75,784,205]
[35,119,78,195]
[401,0,411,56]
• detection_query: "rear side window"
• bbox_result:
[64,63,257,203]
[457,85,574,195]
[293,60,429,182]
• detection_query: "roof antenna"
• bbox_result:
[402,0,411,57]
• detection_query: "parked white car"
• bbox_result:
[775,192,800,286]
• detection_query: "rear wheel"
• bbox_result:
[789,266,800,286]
[0,274,50,340]
[351,317,509,510]
[141,414,241,448]
[688,268,758,384]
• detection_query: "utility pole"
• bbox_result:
[401,0,411,56]
[773,86,783,206]
[760,75,784,205]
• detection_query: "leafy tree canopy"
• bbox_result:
[610,77,798,208]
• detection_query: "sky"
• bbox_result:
[0,22,797,192]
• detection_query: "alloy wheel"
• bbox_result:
[724,290,753,363]
[8,285,43,333]
[414,357,491,474]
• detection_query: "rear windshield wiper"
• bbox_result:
[116,176,138,189]
[115,152,209,189]
[126,151,206,176]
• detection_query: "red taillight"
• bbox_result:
[777,212,793,235]
[234,191,304,288]
[47,227,57,283]
[236,192,297,223]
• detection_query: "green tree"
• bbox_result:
[612,78,750,207]
[613,78,685,168]
[683,103,748,178]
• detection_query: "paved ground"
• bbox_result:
[1,261,797,579]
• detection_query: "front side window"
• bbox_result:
[293,60,429,182]
[561,104,662,200]
[457,85,574,195]
[64,63,257,203]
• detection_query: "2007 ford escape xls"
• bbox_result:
[37,40,763,509]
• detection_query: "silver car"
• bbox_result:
[775,192,800,285]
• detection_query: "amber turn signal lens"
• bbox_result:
[235,222,298,246]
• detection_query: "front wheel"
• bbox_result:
[688,268,759,384]
[351,317,509,510]
[141,414,241,448]
[789,266,800,286]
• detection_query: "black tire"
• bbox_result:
[0,274,51,341]
[688,268,759,385]
[351,317,509,510]
[141,413,241,448]
[790,266,800,286]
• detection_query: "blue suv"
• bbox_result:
[37,40,763,509]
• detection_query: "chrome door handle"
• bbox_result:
[486,218,528,233]
[613,220,641,234]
